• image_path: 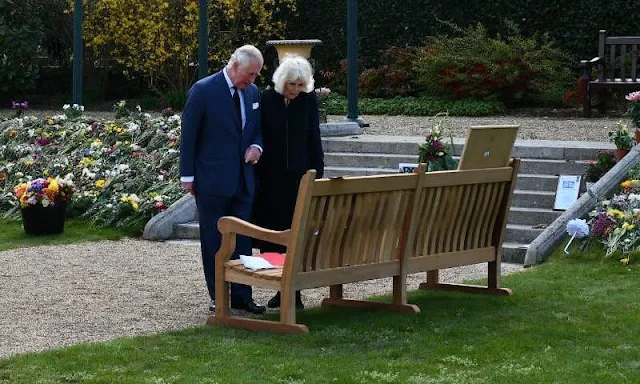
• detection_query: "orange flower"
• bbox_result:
[13,184,27,198]
[0,172,5,181]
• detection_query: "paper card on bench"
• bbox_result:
[260,252,285,267]
[239,254,284,271]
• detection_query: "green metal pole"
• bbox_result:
[72,0,83,104]
[198,0,208,79]
[346,0,368,127]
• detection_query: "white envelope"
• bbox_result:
[252,102,260,110]
[239,255,280,271]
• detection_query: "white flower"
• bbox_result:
[125,121,140,132]
[136,105,142,112]
[63,104,70,110]
[157,175,165,181]
[81,167,96,179]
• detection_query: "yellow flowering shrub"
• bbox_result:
[72,0,297,96]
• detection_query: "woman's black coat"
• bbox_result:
[252,88,325,252]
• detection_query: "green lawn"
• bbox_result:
[0,218,127,252]
[0,241,638,383]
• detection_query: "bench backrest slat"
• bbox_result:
[632,45,638,80]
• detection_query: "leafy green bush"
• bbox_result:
[0,0,43,101]
[414,23,573,107]
[0,103,183,233]
[325,93,505,116]
[164,90,187,110]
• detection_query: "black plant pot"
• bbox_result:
[20,201,67,236]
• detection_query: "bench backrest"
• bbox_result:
[281,161,518,286]
[405,161,519,272]
[597,30,640,81]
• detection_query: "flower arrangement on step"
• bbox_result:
[584,151,616,183]
[417,113,458,172]
[626,91,640,130]
[608,121,633,161]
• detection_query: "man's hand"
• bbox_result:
[181,181,195,195]
[245,146,262,164]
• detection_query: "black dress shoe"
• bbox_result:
[231,299,266,314]
[267,292,304,309]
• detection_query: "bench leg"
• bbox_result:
[208,316,309,334]
[582,81,591,118]
[419,264,512,295]
[321,297,420,313]
[329,284,343,300]
[208,286,310,334]
[323,276,419,314]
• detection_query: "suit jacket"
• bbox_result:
[180,71,263,197]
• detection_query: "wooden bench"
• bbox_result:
[581,30,640,117]
[209,160,520,334]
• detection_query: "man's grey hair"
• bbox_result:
[227,45,264,69]
[272,54,315,94]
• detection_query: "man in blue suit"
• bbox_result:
[180,45,266,314]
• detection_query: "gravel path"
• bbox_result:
[328,113,620,142]
[0,239,524,358]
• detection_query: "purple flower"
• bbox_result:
[36,138,51,146]
[591,212,616,238]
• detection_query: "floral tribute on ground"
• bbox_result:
[0,101,183,232]
[587,179,640,264]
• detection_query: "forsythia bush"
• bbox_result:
[77,0,296,96]
[0,103,184,232]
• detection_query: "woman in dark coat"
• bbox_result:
[253,54,324,309]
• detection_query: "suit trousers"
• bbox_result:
[196,168,253,304]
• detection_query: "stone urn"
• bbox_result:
[265,39,322,67]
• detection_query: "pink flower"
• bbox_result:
[626,91,640,102]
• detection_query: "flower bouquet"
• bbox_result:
[584,151,616,184]
[608,120,633,160]
[626,91,640,142]
[13,175,75,235]
[418,114,458,172]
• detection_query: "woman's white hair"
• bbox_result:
[227,45,264,69]
[272,54,315,94]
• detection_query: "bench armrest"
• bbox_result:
[218,216,291,247]
[580,57,603,81]
[579,57,602,67]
